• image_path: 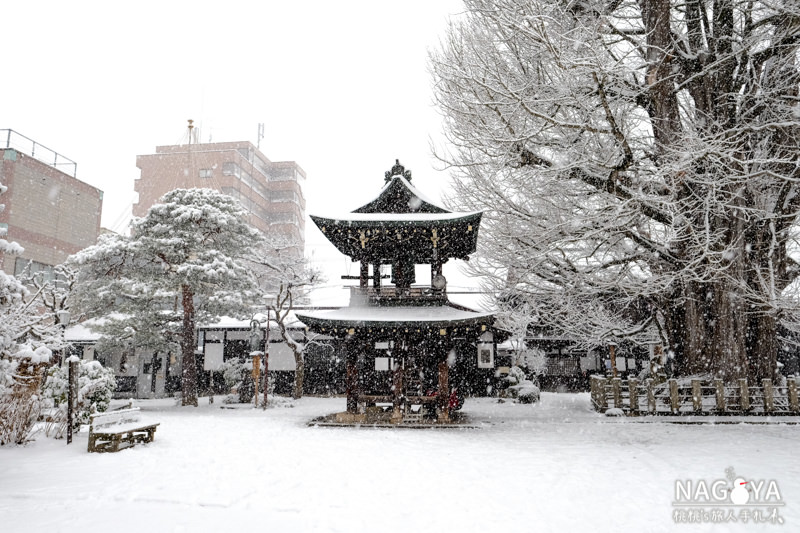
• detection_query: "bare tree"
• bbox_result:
[253,236,322,399]
[430,0,800,381]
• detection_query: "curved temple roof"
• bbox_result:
[296,304,495,336]
[310,161,483,262]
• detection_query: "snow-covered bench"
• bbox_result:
[87,407,159,453]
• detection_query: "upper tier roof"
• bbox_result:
[353,160,450,214]
[311,160,483,261]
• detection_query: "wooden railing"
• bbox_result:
[349,286,446,303]
[590,375,800,415]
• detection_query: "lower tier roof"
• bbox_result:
[296,304,495,334]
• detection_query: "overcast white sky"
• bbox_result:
[2,0,481,306]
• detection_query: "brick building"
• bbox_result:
[0,130,103,278]
[134,140,306,252]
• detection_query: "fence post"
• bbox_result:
[789,378,799,413]
[591,376,607,411]
[628,378,639,413]
[691,379,702,412]
[612,378,622,409]
[762,379,774,413]
[646,378,656,413]
[739,378,750,411]
[714,379,725,412]
[668,379,679,414]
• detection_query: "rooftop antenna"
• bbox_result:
[257,123,264,150]
[187,119,195,145]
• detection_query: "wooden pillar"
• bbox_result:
[668,379,679,414]
[646,378,656,413]
[252,355,261,408]
[628,378,639,413]
[739,378,750,411]
[611,377,622,409]
[372,263,381,290]
[392,358,405,423]
[788,378,799,413]
[67,360,79,445]
[714,379,726,412]
[762,378,774,413]
[691,379,702,412]
[360,261,368,289]
[590,376,607,411]
[437,358,450,423]
[345,337,359,414]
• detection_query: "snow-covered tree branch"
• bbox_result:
[70,188,264,406]
[430,0,800,381]
[252,235,323,399]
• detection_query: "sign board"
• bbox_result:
[477,343,494,368]
[204,343,224,371]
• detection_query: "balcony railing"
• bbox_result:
[1,129,77,177]
[350,285,447,304]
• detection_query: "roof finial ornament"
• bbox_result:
[384,159,412,183]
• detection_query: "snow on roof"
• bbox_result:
[200,311,305,330]
[354,175,448,214]
[65,322,102,342]
[313,211,482,223]
[296,304,494,326]
[387,176,448,212]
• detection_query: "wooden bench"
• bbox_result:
[88,407,160,453]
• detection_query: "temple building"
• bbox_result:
[297,161,506,424]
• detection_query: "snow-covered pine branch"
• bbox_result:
[70,188,264,406]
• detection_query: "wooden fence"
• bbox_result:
[590,375,800,415]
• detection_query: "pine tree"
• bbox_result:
[72,188,263,406]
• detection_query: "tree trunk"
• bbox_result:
[747,312,778,383]
[181,284,198,406]
[293,355,305,400]
[277,315,304,400]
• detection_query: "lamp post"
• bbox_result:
[57,309,76,445]
[261,297,273,410]
[56,309,71,367]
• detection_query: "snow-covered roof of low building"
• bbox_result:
[199,310,307,330]
[65,322,102,342]
[296,303,494,330]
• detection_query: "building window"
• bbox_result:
[268,168,297,182]
[222,162,241,178]
[14,258,55,282]
[271,190,298,203]
[199,168,212,178]
[268,212,298,225]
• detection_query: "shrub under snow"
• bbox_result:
[505,365,541,404]
[42,359,116,427]
[0,344,53,445]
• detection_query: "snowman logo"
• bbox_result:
[731,478,750,505]
[726,467,752,505]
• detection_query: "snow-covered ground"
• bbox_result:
[2,393,798,532]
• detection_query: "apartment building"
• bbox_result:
[134,140,306,252]
[0,129,103,278]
